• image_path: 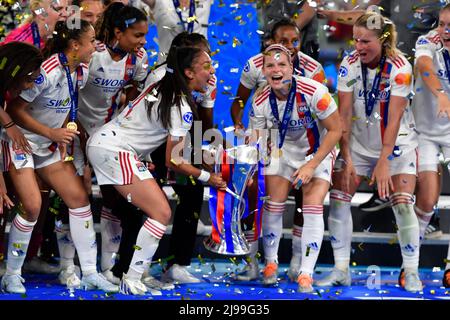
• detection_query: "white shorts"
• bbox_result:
[67,136,86,176]
[336,148,417,177]
[265,148,336,183]
[87,146,153,185]
[1,140,61,171]
[417,135,450,173]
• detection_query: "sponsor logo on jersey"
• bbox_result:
[244,61,250,72]
[183,112,193,124]
[338,66,348,78]
[92,78,127,87]
[34,74,44,85]
[272,116,314,130]
[45,97,71,109]
[437,69,449,79]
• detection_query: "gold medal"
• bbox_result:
[66,121,77,131]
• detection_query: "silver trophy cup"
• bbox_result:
[204,144,259,255]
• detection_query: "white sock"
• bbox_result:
[291,224,303,265]
[69,205,97,275]
[414,205,433,244]
[262,200,285,264]
[6,215,36,275]
[390,193,420,272]
[328,190,353,271]
[300,205,324,275]
[244,230,259,262]
[100,207,122,272]
[126,218,166,280]
[55,222,76,269]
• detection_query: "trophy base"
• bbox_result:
[203,234,250,256]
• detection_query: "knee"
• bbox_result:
[21,200,42,221]
[415,200,435,213]
[66,190,89,208]
[160,206,172,225]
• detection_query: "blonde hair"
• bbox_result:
[26,0,50,22]
[354,12,402,59]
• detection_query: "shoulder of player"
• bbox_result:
[420,29,441,45]
[345,50,360,66]
[135,47,146,60]
[95,41,106,52]
[387,54,411,71]
[248,53,264,69]
[41,54,61,77]
[296,76,321,97]
[297,51,321,72]
[253,85,271,107]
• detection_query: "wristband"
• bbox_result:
[197,170,211,182]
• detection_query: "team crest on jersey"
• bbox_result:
[244,62,250,72]
[297,102,308,113]
[34,74,44,85]
[183,112,193,124]
[417,38,429,45]
[338,66,348,78]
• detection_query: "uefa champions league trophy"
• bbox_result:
[204,143,259,255]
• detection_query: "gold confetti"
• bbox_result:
[170,158,178,166]
[133,245,142,251]
[210,49,220,56]
[198,254,205,264]
[357,243,364,251]
[232,37,241,48]
[85,221,89,228]
[189,175,196,185]
[11,65,21,77]
[351,262,357,266]
[0,57,7,70]
[206,293,212,298]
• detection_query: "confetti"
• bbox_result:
[11,65,21,77]
[346,79,357,87]
[170,158,178,166]
[126,193,132,202]
[189,175,196,185]
[0,58,7,70]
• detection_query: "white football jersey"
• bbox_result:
[152,0,212,63]
[78,46,148,136]
[145,64,217,109]
[87,84,194,159]
[412,30,450,137]
[240,51,326,90]
[337,50,417,158]
[16,54,89,155]
[250,75,337,160]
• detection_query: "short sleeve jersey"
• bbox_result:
[78,46,148,136]
[412,30,450,137]
[337,50,417,157]
[250,75,337,160]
